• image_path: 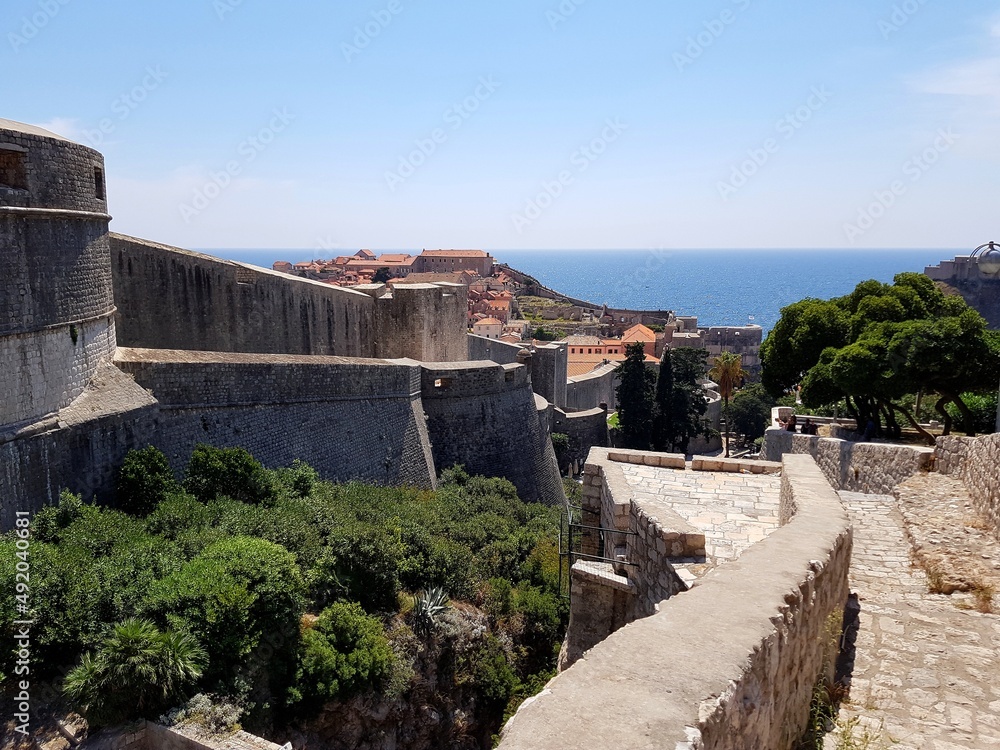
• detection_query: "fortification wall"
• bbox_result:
[114,348,437,489]
[529,343,568,409]
[565,363,617,411]
[500,454,852,750]
[420,361,564,505]
[110,234,374,357]
[936,433,1000,538]
[371,282,468,362]
[763,428,933,494]
[1,121,115,429]
[467,334,523,364]
[552,407,608,470]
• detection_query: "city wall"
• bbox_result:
[936,433,1000,539]
[499,453,852,750]
[111,234,374,357]
[467,333,523,364]
[763,428,933,494]
[565,362,617,411]
[115,348,437,489]
[420,361,565,505]
[552,407,609,471]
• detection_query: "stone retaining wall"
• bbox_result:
[81,720,284,750]
[552,406,608,471]
[565,362,617,411]
[499,454,853,750]
[763,428,933,494]
[936,433,1000,538]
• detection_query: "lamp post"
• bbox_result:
[972,242,1000,432]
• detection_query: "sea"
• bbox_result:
[200,248,957,334]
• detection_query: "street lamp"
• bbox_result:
[974,242,1000,432]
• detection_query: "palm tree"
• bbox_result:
[708,352,749,457]
[64,618,206,727]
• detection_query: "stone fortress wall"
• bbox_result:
[498,452,852,750]
[925,255,1000,329]
[1,120,116,430]
[935,432,1000,540]
[0,119,565,528]
[763,427,934,495]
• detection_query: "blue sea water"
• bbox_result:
[200,248,956,334]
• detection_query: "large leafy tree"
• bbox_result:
[708,352,748,457]
[763,272,1000,440]
[615,342,656,449]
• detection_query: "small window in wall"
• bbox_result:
[0,149,28,190]
[434,377,453,389]
[94,167,105,200]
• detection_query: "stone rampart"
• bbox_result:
[552,406,608,470]
[467,333,523,364]
[420,361,564,505]
[763,427,933,494]
[565,362,617,411]
[936,433,1000,538]
[371,282,468,362]
[499,453,852,750]
[111,233,375,357]
[1,120,115,429]
[529,342,568,409]
[114,348,437,489]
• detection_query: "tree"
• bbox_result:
[184,444,277,505]
[372,267,392,283]
[117,446,181,516]
[63,618,205,727]
[652,347,710,454]
[615,342,655,449]
[729,383,774,445]
[762,273,1000,440]
[708,352,748,457]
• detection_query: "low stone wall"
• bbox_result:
[467,333,523,364]
[552,406,608,471]
[81,720,284,750]
[763,428,933,494]
[936,433,1000,538]
[565,362,617,411]
[499,454,852,750]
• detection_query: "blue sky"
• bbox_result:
[5,0,999,250]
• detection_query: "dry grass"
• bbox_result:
[971,580,995,614]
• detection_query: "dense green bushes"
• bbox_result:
[2,446,566,733]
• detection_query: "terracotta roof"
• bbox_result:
[377,254,413,263]
[474,317,503,326]
[623,324,656,342]
[355,249,376,259]
[421,249,489,258]
[562,335,602,345]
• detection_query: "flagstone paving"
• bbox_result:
[833,491,1000,750]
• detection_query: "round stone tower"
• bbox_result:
[0,119,115,431]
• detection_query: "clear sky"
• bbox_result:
[5,1,999,250]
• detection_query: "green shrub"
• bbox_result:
[323,525,405,613]
[184,445,277,505]
[295,602,393,710]
[63,618,205,727]
[466,634,517,707]
[117,447,180,516]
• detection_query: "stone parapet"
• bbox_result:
[499,453,852,750]
[935,433,1000,539]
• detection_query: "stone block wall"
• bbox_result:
[373,282,468,362]
[565,362,617,411]
[420,361,565,505]
[499,453,853,750]
[763,428,933,494]
[467,333,523,364]
[936,433,1000,538]
[1,121,115,429]
[552,406,608,471]
[111,233,375,358]
[529,342,568,409]
[115,348,437,490]
[81,720,285,750]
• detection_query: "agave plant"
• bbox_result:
[412,586,450,637]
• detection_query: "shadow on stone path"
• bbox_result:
[835,491,1000,750]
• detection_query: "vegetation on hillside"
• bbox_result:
[0,447,567,740]
[761,272,1000,441]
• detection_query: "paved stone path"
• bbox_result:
[619,465,781,565]
[835,491,1000,750]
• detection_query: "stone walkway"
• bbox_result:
[619,465,781,566]
[835,491,1000,750]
